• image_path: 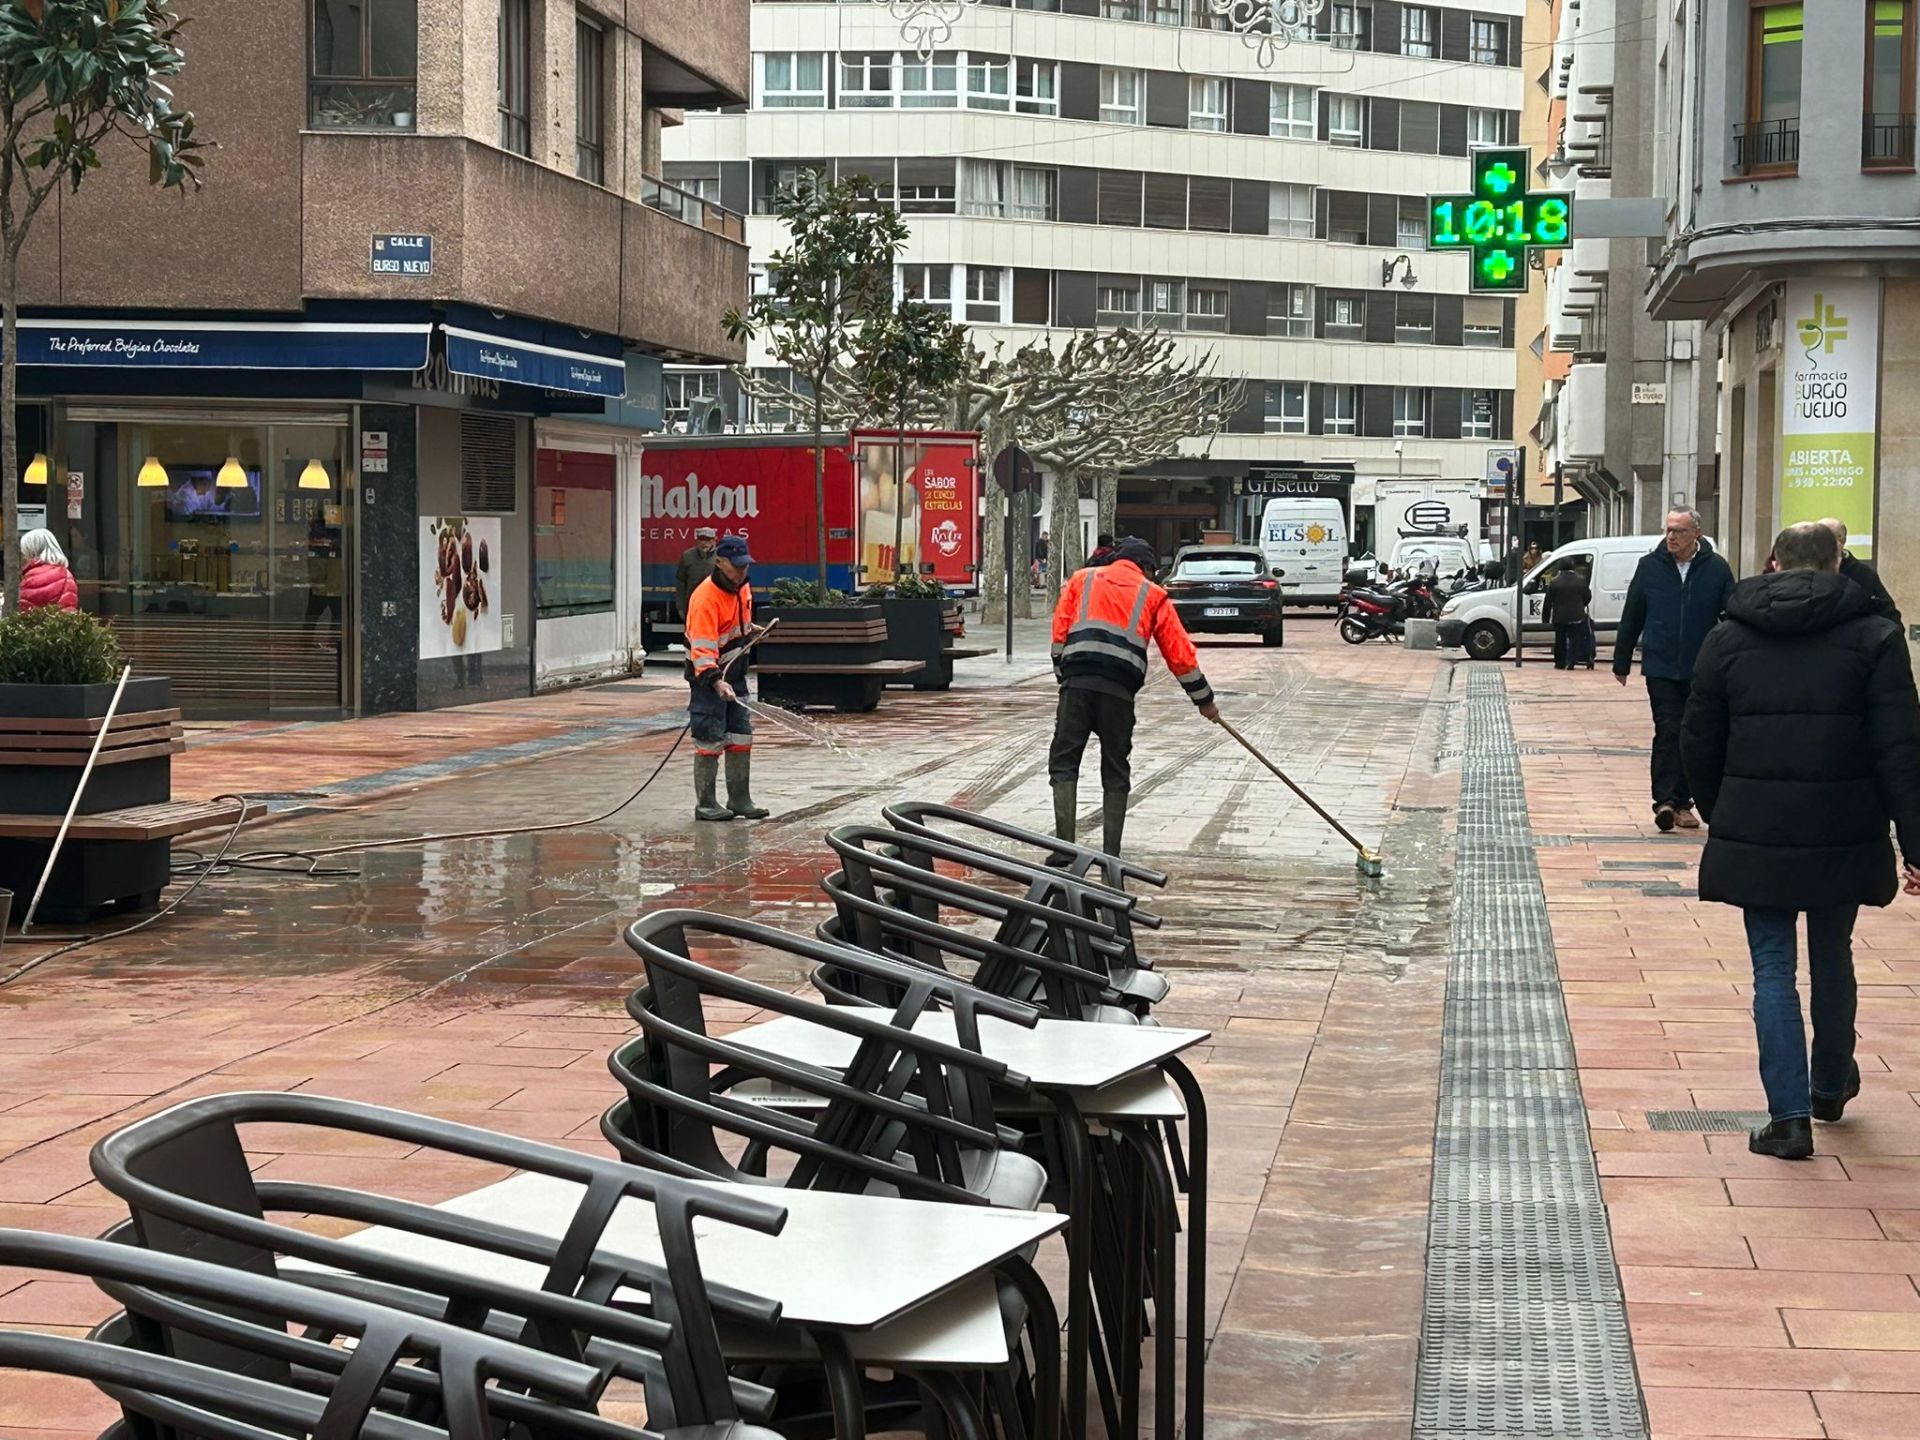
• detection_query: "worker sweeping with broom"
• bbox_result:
[1050,538,1219,856]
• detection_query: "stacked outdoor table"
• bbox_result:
[0,801,1208,1440]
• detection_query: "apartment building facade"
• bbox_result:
[10,0,749,715]
[1651,0,1918,619]
[664,0,1525,560]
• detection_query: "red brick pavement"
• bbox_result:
[1508,661,1920,1440]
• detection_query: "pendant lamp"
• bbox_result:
[298,458,331,490]
[137,455,169,488]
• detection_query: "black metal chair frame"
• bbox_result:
[88,1091,787,1433]
[0,1227,661,1440]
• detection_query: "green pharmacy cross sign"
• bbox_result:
[1427,148,1574,294]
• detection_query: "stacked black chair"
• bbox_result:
[605,909,1065,1440]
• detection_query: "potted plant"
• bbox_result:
[755,579,898,711]
[0,608,172,815]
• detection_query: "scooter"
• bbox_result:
[1337,584,1408,644]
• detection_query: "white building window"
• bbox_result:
[1462,389,1496,439]
[663,368,721,428]
[760,52,826,108]
[1327,94,1364,147]
[1016,59,1059,115]
[1401,5,1436,57]
[901,51,960,107]
[1269,182,1314,238]
[1147,0,1183,24]
[959,158,1007,216]
[1097,276,1142,326]
[1329,1,1370,50]
[1188,285,1228,331]
[1269,282,1312,337]
[1395,294,1434,344]
[1101,0,1142,17]
[1266,382,1308,434]
[965,266,1007,322]
[1145,278,1185,325]
[1464,297,1504,348]
[1270,82,1314,140]
[839,53,894,108]
[1010,165,1057,220]
[1393,387,1428,437]
[1396,198,1428,248]
[1100,67,1143,125]
[1325,294,1363,340]
[1468,108,1506,146]
[966,53,1011,110]
[1190,76,1228,131]
[1323,385,1358,435]
[901,263,955,308]
[1471,16,1508,65]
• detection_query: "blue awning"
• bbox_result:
[18,317,431,371]
[443,324,626,398]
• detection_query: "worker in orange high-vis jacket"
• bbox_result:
[683,535,771,822]
[1050,537,1220,856]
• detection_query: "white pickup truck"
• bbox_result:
[1437,535,1666,661]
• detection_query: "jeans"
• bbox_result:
[1743,906,1860,1121]
[1645,677,1692,811]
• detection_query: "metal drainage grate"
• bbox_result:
[1414,668,1648,1440]
[1645,1109,1771,1133]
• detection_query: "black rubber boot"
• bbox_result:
[694,754,735,822]
[1102,789,1128,858]
[1052,782,1078,846]
[725,750,771,820]
[1812,1060,1862,1123]
[1748,1116,1813,1160]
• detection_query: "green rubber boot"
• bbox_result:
[725,750,771,820]
[694,754,735,822]
[1052,781,1078,845]
[1102,789,1128,858]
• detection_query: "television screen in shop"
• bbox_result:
[165,466,263,520]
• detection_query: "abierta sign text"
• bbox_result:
[1780,279,1880,558]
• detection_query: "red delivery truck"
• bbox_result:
[640,429,982,642]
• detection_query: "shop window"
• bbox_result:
[1738,4,1802,172]
[575,16,606,184]
[498,0,532,154]
[535,449,616,618]
[1270,82,1314,140]
[1865,1,1916,167]
[461,414,519,513]
[311,0,418,130]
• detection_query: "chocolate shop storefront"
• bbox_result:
[9,304,627,720]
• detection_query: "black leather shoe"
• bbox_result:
[1812,1062,1862,1123]
[1748,1116,1813,1160]
[1655,805,1677,832]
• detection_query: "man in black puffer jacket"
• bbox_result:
[1682,522,1920,1160]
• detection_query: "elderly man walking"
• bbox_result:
[1683,522,1920,1158]
[1612,508,1734,832]
[1819,517,1901,629]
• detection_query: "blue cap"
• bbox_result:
[715,535,753,566]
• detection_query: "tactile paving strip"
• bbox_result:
[1414,669,1649,1440]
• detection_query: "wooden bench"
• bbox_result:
[0,797,263,923]
[756,659,925,713]
[760,621,891,646]
[943,646,998,660]
[0,797,264,842]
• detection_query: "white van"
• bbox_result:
[1259,497,1348,605]
[1436,534,1676,661]
[1386,533,1479,579]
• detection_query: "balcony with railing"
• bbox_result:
[1864,113,1916,170]
[641,175,747,242]
[1731,118,1800,176]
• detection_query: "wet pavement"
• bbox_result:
[6,622,1915,1437]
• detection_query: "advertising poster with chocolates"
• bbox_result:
[419,516,503,660]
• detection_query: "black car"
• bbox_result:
[1162,546,1284,646]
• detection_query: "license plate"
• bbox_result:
[1204,606,1238,618]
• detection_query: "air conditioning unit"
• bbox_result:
[684,398,727,435]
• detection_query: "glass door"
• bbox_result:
[266,424,351,714]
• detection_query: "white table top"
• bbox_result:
[727,1011,1210,1090]
[723,1272,1008,1368]
[314,1171,1061,1333]
[732,1061,1186,1122]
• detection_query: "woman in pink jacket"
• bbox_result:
[18,528,79,612]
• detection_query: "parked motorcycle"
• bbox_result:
[1337,583,1409,644]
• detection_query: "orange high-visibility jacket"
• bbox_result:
[1051,559,1213,708]
[684,575,754,688]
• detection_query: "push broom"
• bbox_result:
[1214,715,1386,877]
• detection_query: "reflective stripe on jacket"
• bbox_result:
[1051,559,1213,707]
[683,576,753,688]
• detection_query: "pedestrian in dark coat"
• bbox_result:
[674,527,718,620]
[1542,562,1593,670]
[1682,521,1920,1159]
[1611,509,1735,831]
[1818,517,1902,630]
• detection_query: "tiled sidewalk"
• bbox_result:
[1510,662,1920,1440]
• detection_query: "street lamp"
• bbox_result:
[1381,254,1420,289]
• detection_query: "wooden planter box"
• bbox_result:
[0,677,180,922]
[756,605,922,712]
[880,598,959,691]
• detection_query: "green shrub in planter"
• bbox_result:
[0,608,120,686]
[860,572,945,602]
[766,578,848,608]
